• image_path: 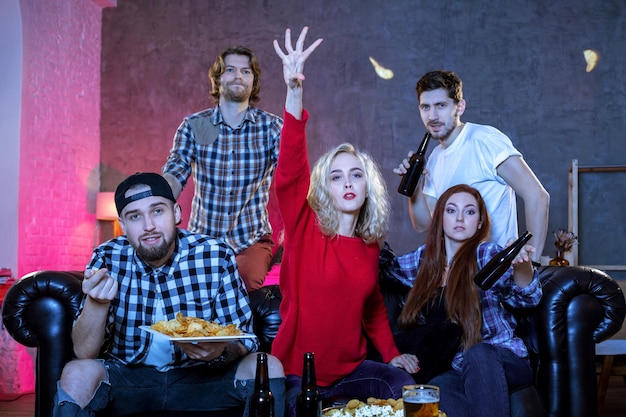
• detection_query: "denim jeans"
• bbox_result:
[53,359,286,417]
[429,343,533,417]
[285,360,415,417]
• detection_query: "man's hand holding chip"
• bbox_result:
[83,268,118,305]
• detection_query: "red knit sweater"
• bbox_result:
[271,110,400,386]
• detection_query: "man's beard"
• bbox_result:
[221,82,251,103]
[429,123,456,141]
[429,109,461,141]
[136,233,174,264]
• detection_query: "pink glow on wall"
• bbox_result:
[0,332,35,399]
[17,0,104,278]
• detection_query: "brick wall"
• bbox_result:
[18,0,104,277]
[0,326,35,398]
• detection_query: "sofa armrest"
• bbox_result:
[543,266,625,342]
[2,270,84,417]
[2,270,83,347]
[516,266,626,354]
[514,265,626,417]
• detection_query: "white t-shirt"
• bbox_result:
[423,122,522,248]
[143,292,175,371]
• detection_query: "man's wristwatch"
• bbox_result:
[206,342,241,368]
[206,348,228,368]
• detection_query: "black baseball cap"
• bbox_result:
[114,172,176,215]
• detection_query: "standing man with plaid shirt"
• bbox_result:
[52,172,285,417]
[163,45,283,291]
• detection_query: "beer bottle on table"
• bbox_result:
[474,231,533,290]
[296,352,322,417]
[250,352,274,417]
[398,132,431,197]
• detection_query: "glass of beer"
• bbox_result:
[403,384,440,417]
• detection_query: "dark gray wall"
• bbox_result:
[100,0,626,265]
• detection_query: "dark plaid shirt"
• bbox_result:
[162,106,283,253]
[81,229,258,367]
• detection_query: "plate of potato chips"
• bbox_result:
[140,313,256,343]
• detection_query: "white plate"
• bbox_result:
[139,325,256,343]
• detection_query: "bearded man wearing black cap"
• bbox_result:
[52,172,285,417]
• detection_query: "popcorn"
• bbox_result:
[325,404,401,417]
[323,399,447,417]
[323,399,403,417]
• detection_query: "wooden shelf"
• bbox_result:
[568,160,626,270]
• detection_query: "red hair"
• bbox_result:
[398,184,491,350]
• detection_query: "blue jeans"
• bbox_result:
[285,360,415,417]
[53,359,286,417]
[429,343,533,417]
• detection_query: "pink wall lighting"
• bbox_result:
[17,0,104,278]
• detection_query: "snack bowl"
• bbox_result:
[321,399,447,417]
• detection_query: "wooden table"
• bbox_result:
[596,339,626,416]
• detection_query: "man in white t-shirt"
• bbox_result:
[394,70,550,261]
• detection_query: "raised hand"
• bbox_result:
[273,27,323,89]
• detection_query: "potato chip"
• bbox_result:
[150,313,242,338]
[368,56,394,80]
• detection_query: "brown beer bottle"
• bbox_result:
[474,231,533,290]
[398,132,431,197]
[250,352,274,417]
[296,352,322,417]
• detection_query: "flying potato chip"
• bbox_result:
[583,49,599,72]
[369,56,394,80]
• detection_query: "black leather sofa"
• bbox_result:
[2,266,625,417]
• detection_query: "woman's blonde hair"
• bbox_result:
[307,143,389,244]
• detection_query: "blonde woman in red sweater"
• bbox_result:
[271,27,418,417]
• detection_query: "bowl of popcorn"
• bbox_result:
[322,398,447,417]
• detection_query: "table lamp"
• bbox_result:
[96,192,123,237]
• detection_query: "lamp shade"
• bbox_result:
[96,192,118,221]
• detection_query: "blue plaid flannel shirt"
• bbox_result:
[380,241,542,370]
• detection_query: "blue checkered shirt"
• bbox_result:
[162,106,283,253]
[81,229,258,367]
[389,241,542,370]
